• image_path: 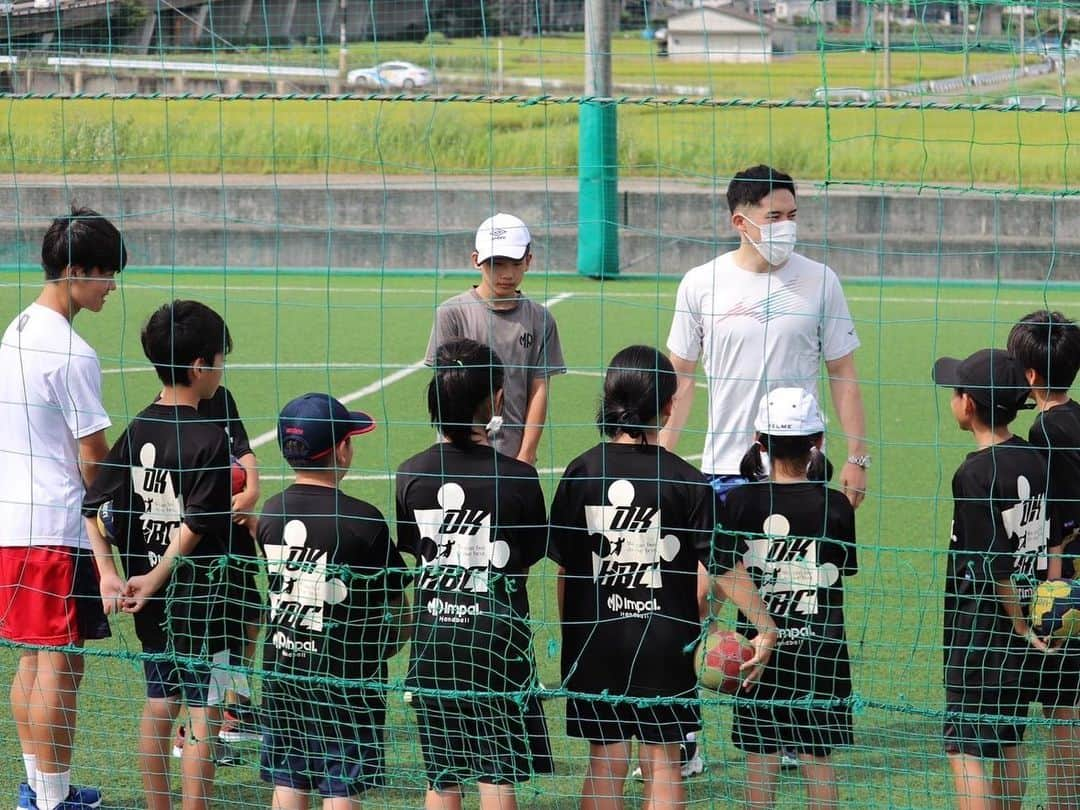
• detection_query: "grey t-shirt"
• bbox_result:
[425,288,567,458]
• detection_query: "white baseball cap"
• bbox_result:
[474,213,531,263]
[754,387,825,436]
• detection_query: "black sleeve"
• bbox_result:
[222,388,253,459]
[83,427,131,517]
[394,470,422,559]
[182,428,232,538]
[687,476,723,571]
[831,493,858,576]
[547,472,579,567]
[367,517,412,597]
[709,489,745,576]
[516,466,549,569]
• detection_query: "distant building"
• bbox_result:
[666,5,774,63]
[773,0,836,24]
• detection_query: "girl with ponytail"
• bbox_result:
[395,338,552,810]
[549,345,777,810]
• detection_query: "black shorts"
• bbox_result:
[142,646,222,707]
[732,693,853,757]
[232,557,264,632]
[1024,644,1080,710]
[943,688,1028,759]
[414,695,552,791]
[566,691,701,746]
[260,679,385,798]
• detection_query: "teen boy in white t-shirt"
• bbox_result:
[0,207,126,810]
[661,164,868,509]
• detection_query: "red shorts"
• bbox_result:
[0,546,110,646]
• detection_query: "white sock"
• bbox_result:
[22,753,36,786]
[36,770,70,810]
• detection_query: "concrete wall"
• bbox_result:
[0,178,1076,281]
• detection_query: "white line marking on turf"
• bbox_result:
[247,291,575,450]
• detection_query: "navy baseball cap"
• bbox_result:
[278,393,375,466]
[932,348,1031,412]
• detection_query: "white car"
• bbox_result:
[348,61,433,91]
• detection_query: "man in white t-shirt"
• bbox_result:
[0,208,126,810]
[661,164,868,508]
[659,165,867,776]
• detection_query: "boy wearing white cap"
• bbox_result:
[425,213,566,465]
[717,387,858,809]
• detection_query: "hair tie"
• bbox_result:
[455,359,464,367]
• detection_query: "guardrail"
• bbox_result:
[46,56,338,80]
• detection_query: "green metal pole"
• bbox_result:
[578,0,619,278]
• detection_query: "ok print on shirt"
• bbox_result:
[743,513,839,618]
[265,519,348,644]
[584,479,681,592]
[413,482,509,594]
[1002,474,1048,593]
[133,442,184,564]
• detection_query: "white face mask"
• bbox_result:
[742,216,797,266]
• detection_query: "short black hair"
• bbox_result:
[428,338,505,452]
[726,165,796,214]
[956,387,1018,429]
[41,205,127,280]
[597,345,677,441]
[141,300,232,387]
[1007,310,1080,393]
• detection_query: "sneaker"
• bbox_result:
[780,748,800,770]
[681,750,706,778]
[214,740,240,767]
[172,725,186,759]
[628,751,705,781]
[18,783,102,810]
[218,703,261,742]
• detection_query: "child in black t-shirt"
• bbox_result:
[720,387,857,808]
[84,300,236,810]
[549,345,777,810]
[1008,311,1080,808]
[932,347,1060,810]
[257,392,410,809]
[396,338,552,810]
[166,385,263,758]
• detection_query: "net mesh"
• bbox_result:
[0,1,1078,807]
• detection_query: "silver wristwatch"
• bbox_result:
[847,454,872,469]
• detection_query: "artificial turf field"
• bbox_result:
[1,269,1078,809]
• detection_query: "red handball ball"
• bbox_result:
[231,456,247,496]
[697,630,754,694]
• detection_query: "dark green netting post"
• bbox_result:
[577,0,619,278]
[577,100,619,278]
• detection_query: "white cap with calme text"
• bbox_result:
[754,387,826,436]
[474,213,531,263]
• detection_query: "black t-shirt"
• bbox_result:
[1028,400,1080,578]
[395,443,547,694]
[718,481,857,699]
[83,403,233,653]
[257,484,410,689]
[548,442,735,699]
[177,387,256,559]
[945,436,1050,691]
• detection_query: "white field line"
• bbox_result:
[246,291,575,449]
[74,280,1080,308]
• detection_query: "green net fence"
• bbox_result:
[0,1,1079,808]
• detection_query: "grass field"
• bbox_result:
[1,96,1076,189]
[1,269,1079,808]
